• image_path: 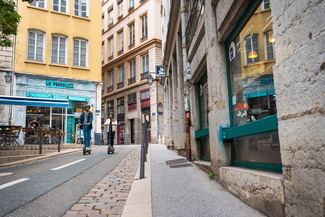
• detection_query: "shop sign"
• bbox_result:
[156,65,166,77]
[46,81,74,89]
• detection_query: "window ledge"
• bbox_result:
[71,66,90,71]
[221,166,283,179]
[49,63,69,68]
[27,6,49,12]
[72,15,90,21]
[195,127,209,139]
[50,10,71,17]
[25,60,46,65]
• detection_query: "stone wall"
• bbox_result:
[271,0,325,216]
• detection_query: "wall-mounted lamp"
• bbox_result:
[4,72,12,84]
[147,73,153,86]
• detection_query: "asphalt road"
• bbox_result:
[0,145,137,217]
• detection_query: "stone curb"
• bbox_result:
[121,145,152,217]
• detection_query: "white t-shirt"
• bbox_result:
[104,118,117,132]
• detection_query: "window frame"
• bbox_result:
[262,0,271,10]
[118,65,125,83]
[51,34,67,65]
[129,22,135,47]
[27,29,45,62]
[224,0,281,173]
[140,89,150,101]
[141,14,148,39]
[118,1,124,18]
[74,0,89,18]
[30,0,46,8]
[244,34,260,64]
[73,38,88,67]
[129,59,136,78]
[53,0,68,13]
[118,31,124,53]
[108,37,114,59]
[141,53,149,73]
[264,31,275,60]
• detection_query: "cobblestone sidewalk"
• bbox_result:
[63,147,140,217]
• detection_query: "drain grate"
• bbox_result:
[169,163,193,168]
[165,158,187,165]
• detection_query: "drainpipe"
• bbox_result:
[180,0,191,161]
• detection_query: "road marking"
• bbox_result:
[0,178,30,190]
[0,172,13,177]
[51,159,86,171]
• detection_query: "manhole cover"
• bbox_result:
[169,163,193,169]
[165,158,187,165]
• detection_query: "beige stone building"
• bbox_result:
[162,0,325,216]
[101,0,163,145]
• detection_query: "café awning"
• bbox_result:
[0,95,69,107]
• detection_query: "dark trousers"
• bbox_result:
[107,131,115,146]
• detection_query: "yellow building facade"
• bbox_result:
[12,0,102,144]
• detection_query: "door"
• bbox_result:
[130,119,135,144]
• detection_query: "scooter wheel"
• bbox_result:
[83,147,86,155]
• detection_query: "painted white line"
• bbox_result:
[0,178,30,190]
[51,159,86,171]
[0,172,13,177]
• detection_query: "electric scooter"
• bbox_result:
[80,124,91,155]
[107,120,115,154]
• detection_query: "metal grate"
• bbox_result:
[166,158,187,165]
[169,163,193,169]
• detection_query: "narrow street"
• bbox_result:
[0,145,138,217]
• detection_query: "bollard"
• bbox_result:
[39,130,43,154]
[139,122,146,179]
[57,130,61,152]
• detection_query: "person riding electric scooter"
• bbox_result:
[104,112,117,154]
[78,105,93,155]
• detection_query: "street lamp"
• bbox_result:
[4,72,12,84]
[147,73,153,86]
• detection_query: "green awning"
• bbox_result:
[26,92,52,98]
[68,96,89,102]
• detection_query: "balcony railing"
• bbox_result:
[128,6,134,13]
[141,35,148,43]
[185,0,202,50]
[107,86,113,93]
[129,43,135,49]
[118,49,124,56]
[128,77,136,85]
[108,55,113,61]
[117,81,124,89]
[108,23,113,29]
[141,71,149,80]
[118,15,123,21]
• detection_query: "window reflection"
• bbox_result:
[230,3,276,127]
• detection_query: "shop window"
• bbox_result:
[51,35,67,64]
[117,98,125,114]
[30,0,45,8]
[128,93,137,111]
[73,38,88,67]
[74,0,88,18]
[198,75,209,129]
[53,0,67,13]
[27,30,45,62]
[226,0,280,172]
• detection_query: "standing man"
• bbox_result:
[104,112,117,147]
[78,105,93,150]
